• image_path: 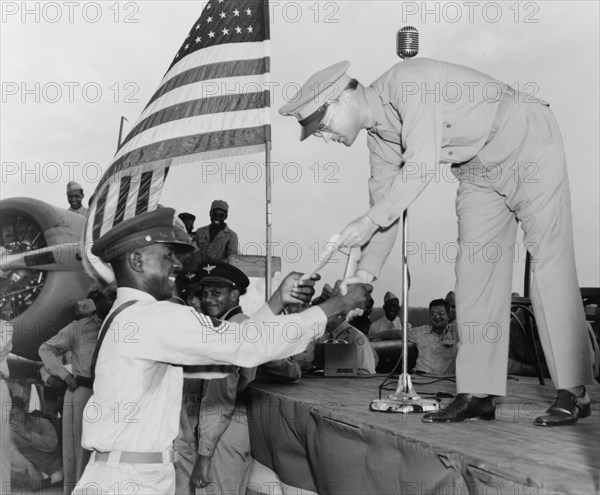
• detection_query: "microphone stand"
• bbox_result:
[370,26,437,413]
[370,211,438,413]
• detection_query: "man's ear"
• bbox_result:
[339,89,355,107]
[129,250,144,272]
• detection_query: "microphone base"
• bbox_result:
[370,373,439,414]
[370,398,439,414]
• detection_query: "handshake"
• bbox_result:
[269,271,373,323]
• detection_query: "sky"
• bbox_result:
[2,0,599,307]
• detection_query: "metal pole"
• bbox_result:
[117,116,128,150]
[524,251,532,298]
[401,209,409,380]
[265,126,272,300]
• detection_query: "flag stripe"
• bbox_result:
[111,106,268,170]
[163,40,269,84]
[122,91,268,150]
[92,185,109,241]
[135,171,153,215]
[148,57,268,109]
[114,126,268,173]
[113,176,132,225]
[139,72,268,123]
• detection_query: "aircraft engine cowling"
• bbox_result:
[0,197,95,360]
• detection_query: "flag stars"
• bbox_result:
[208,31,215,38]
[195,36,201,43]
[247,25,253,33]
[207,16,213,23]
[219,11,226,19]
[246,8,252,15]
[233,9,240,16]
[222,27,229,35]
[195,24,200,30]
[185,43,190,50]
[235,26,242,34]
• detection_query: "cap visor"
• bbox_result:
[199,276,236,288]
[300,118,322,141]
[157,239,196,253]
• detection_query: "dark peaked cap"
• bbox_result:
[197,261,250,292]
[178,212,196,222]
[92,208,196,262]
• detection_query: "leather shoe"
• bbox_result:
[422,394,495,423]
[534,388,591,427]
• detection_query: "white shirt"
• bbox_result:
[369,316,405,339]
[82,287,326,453]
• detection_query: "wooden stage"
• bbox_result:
[247,375,600,495]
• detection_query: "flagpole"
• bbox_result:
[265,126,272,301]
[117,116,128,149]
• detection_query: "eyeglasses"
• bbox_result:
[430,311,447,317]
[313,100,338,137]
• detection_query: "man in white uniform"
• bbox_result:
[72,207,371,494]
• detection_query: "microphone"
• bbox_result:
[396,26,419,60]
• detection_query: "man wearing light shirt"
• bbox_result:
[72,207,371,494]
[369,291,409,340]
[280,58,593,426]
[39,289,115,495]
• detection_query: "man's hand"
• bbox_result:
[318,283,373,320]
[339,269,375,296]
[337,215,379,248]
[191,454,212,489]
[26,464,44,491]
[10,419,31,441]
[269,272,320,314]
[46,375,68,390]
[64,373,78,391]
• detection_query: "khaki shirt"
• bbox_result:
[408,324,458,375]
[38,315,101,380]
[68,206,88,216]
[360,57,512,277]
[193,224,239,263]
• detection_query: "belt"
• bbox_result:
[75,375,94,389]
[92,450,177,464]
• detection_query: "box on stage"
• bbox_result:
[315,343,359,377]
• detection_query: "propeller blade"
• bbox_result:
[0,243,83,272]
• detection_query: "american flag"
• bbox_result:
[83,0,270,280]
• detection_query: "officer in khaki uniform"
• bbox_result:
[279,58,593,426]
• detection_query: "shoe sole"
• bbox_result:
[422,411,496,423]
[533,402,591,427]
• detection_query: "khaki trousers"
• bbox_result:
[453,95,593,396]
[63,386,93,495]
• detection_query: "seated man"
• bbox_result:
[295,284,379,375]
[369,291,410,339]
[407,299,458,375]
[10,397,62,491]
[348,295,374,336]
